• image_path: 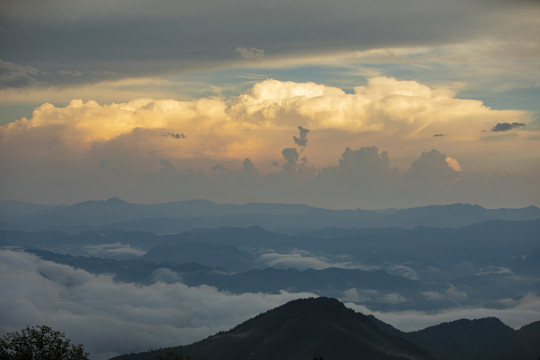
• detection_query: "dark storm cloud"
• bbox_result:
[0,0,527,88]
[491,122,526,132]
[0,59,43,88]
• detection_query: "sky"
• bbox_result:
[1,0,540,208]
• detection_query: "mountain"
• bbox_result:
[403,318,540,360]
[111,297,436,360]
[2,198,539,232]
[25,249,418,299]
[142,242,255,272]
[110,297,540,360]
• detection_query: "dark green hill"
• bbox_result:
[404,317,538,360]
[111,297,435,360]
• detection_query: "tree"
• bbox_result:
[0,325,89,360]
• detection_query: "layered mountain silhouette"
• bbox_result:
[111,297,435,360]
[110,297,540,360]
[2,198,539,232]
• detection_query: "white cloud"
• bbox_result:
[1,77,531,162]
[347,293,540,332]
[343,289,407,304]
[83,243,146,258]
[0,250,316,360]
[257,250,353,270]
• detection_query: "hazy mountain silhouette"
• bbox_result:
[2,198,539,232]
[111,297,436,360]
[25,249,418,297]
[142,242,255,272]
[5,217,540,313]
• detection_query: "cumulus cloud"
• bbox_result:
[408,149,462,183]
[0,77,537,207]
[0,78,530,160]
[0,250,316,360]
[491,122,526,132]
[445,156,462,172]
[281,148,299,165]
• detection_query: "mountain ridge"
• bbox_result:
[110,297,540,360]
[111,297,436,360]
[2,198,539,232]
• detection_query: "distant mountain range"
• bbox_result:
[5,216,540,312]
[1,198,539,232]
[110,297,540,360]
[2,199,539,359]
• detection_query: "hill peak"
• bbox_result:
[103,197,129,204]
[112,297,434,360]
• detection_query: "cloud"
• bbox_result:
[1,78,530,157]
[235,47,265,60]
[83,243,146,258]
[212,164,226,172]
[281,147,299,165]
[343,289,407,305]
[491,122,526,132]
[241,158,256,174]
[0,59,43,89]
[1,0,537,91]
[347,292,540,332]
[257,250,354,271]
[159,158,175,175]
[293,126,309,148]
[162,131,186,139]
[0,78,537,208]
[408,150,462,183]
[445,156,462,172]
[0,250,316,360]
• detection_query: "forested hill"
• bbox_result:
[110,297,540,360]
[112,297,435,360]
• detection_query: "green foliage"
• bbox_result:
[0,325,89,360]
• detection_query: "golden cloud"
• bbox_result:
[1,77,532,168]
